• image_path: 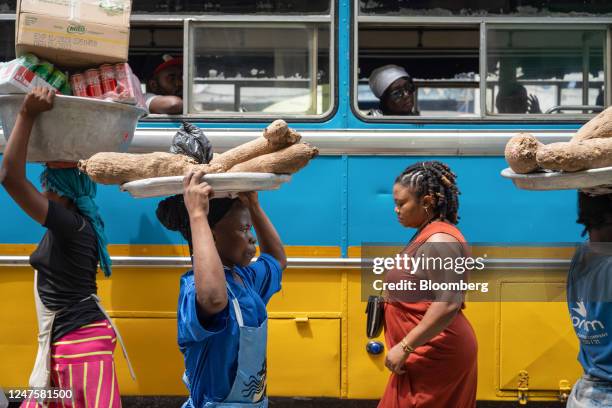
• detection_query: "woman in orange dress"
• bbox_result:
[378,161,478,408]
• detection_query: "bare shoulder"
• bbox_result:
[426,232,460,244]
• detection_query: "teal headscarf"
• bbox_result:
[41,167,112,277]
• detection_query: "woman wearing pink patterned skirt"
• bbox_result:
[2,88,133,408]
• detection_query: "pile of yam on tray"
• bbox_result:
[78,120,319,185]
[505,107,612,174]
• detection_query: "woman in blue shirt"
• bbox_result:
[157,170,287,408]
[566,192,612,407]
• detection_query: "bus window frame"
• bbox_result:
[183,15,335,121]
[353,7,612,123]
[0,9,337,123]
[483,23,608,118]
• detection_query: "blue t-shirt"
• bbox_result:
[567,244,612,381]
[177,253,282,407]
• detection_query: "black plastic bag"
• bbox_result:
[170,121,213,164]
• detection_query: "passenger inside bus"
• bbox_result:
[145,55,183,114]
[368,65,419,116]
[495,82,541,114]
[596,88,604,107]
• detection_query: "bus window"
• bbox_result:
[0,1,15,12]
[0,20,14,130]
[186,23,332,117]
[0,21,15,61]
[486,28,605,115]
[128,23,183,114]
[133,0,330,14]
[357,25,480,118]
[359,0,612,16]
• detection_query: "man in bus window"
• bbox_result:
[368,65,419,116]
[496,82,541,114]
[146,55,183,114]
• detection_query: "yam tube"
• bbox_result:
[78,152,207,185]
[209,119,301,172]
[504,133,543,174]
[571,106,612,142]
[227,143,319,174]
[536,138,612,172]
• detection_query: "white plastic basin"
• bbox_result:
[0,94,146,162]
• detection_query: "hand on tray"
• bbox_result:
[183,170,214,218]
[238,191,259,209]
[21,87,55,118]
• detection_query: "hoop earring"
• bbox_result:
[424,206,429,216]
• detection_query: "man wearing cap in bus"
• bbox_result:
[368,64,419,117]
[146,55,183,114]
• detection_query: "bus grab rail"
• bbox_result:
[0,129,575,156]
[0,256,570,270]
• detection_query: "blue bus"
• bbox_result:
[1,0,610,404]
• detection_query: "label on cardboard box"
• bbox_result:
[16,13,130,67]
[18,0,131,28]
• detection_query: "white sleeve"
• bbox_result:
[144,92,158,111]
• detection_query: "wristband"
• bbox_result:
[400,338,414,354]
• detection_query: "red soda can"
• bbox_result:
[70,73,88,97]
[114,63,132,94]
[85,69,103,97]
[99,64,117,94]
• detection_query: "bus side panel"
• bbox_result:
[346,156,582,244]
[0,158,345,248]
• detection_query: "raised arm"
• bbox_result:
[1,88,55,225]
[239,191,287,270]
[183,170,228,317]
[148,95,183,115]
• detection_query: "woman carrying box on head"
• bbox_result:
[155,170,287,408]
[1,88,133,408]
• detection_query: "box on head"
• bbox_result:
[15,0,132,68]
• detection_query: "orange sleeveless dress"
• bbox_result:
[377,221,478,408]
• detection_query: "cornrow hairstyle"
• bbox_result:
[577,192,612,237]
[394,161,460,224]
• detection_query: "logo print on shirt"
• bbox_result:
[241,359,267,402]
[571,301,605,332]
[572,301,588,318]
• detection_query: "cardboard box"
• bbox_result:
[15,0,131,68]
[19,0,131,27]
[0,59,57,94]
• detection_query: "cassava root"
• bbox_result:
[208,119,301,172]
[504,133,543,174]
[227,143,319,174]
[536,138,612,172]
[78,152,207,185]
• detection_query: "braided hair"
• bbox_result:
[394,161,460,224]
[577,192,612,237]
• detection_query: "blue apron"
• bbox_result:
[183,282,268,408]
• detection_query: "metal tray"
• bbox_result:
[0,94,146,162]
[501,166,612,191]
[121,172,292,198]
